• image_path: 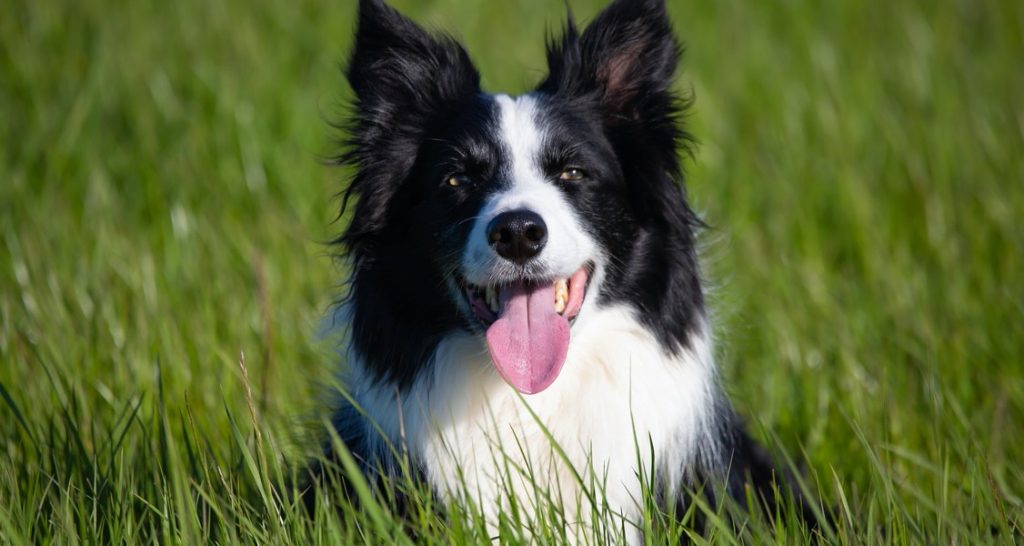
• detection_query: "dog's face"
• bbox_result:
[339,0,704,393]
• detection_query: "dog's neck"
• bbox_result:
[340,304,726,543]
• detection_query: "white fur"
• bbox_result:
[346,306,722,544]
[462,94,597,286]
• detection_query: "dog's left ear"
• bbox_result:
[540,0,680,120]
[541,0,694,227]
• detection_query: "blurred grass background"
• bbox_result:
[1,0,1022,543]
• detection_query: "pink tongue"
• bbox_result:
[485,282,570,394]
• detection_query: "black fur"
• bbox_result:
[335,0,485,388]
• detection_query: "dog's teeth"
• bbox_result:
[554,279,568,314]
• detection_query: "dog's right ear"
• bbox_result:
[339,0,480,251]
[347,0,480,125]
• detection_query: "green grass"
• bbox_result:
[2,0,1022,543]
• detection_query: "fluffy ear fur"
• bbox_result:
[539,0,681,120]
[339,0,480,253]
[540,0,692,220]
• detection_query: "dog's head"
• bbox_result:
[338,0,704,393]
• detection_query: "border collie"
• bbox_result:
[311,0,819,540]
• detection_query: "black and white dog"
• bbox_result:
[313,0,819,539]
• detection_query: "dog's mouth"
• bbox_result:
[458,263,594,395]
[461,263,593,326]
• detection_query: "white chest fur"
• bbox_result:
[348,306,721,542]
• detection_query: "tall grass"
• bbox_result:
[1,0,1021,543]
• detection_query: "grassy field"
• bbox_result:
[2,0,1022,543]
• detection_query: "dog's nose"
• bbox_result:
[487,210,547,264]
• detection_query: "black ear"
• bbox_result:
[338,0,480,252]
[347,0,479,113]
[540,0,695,230]
[540,0,681,119]
[343,0,480,170]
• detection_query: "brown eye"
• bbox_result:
[558,168,586,182]
[446,174,471,188]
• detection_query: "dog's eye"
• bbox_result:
[446,174,472,188]
[558,168,586,182]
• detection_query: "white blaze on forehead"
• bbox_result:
[495,94,546,185]
[461,94,597,285]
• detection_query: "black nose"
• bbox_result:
[486,210,547,264]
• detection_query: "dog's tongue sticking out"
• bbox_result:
[485,282,569,394]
